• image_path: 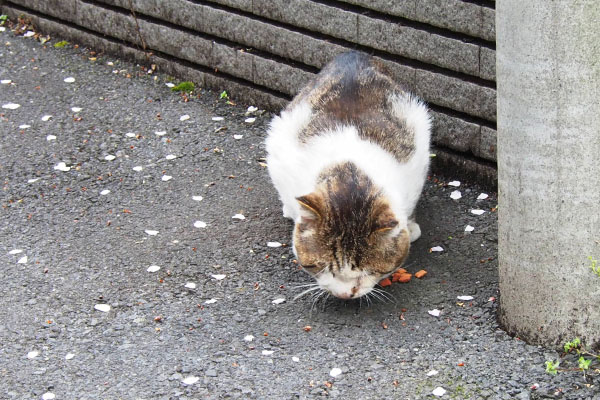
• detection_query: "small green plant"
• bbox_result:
[171,81,195,93]
[545,360,560,375]
[219,90,228,99]
[546,338,599,377]
[0,15,8,26]
[589,256,600,278]
[578,356,592,371]
[53,40,69,48]
[563,337,581,353]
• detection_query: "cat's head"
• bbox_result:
[292,166,410,299]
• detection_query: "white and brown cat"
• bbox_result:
[266,51,431,300]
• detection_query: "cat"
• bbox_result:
[265,51,431,300]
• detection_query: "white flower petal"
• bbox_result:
[261,350,274,356]
[132,166,143,172]
[247,106,258,113]
[244,117,256,123]
[147,265,160,273]
[211,274,226,280]
[53,162,70,172]
[19,124,31,129]
[329,368,342,377]
[233,134,243,140]
[126,132,136,138]
[292,356,300,362]
[145,230,159,236]
[272,298,286,305]
[430,246,444,252]
[42,392,56,400]
[100,189,110,196]
[65,353,75,360]
[184,282,196,289]
[27,351,39,359]
[17,256,28,264]
[9,249,23,255]
[194,221,207,228]
[2,103,21,110]
[104,154,116,161]
[192,196,203,201]
[64,77,75,83]
[94,304,110,312]
[204,298,217,304]
[448,180,461,187]
[428,309,441,317]
[41,115,52,121]
[46,135,56,141]
[432,387,446,397]
[232,213,245,220]
[24,31,35,37]
[243,335,254,342]
[71,107,82,112]
[471,209,485,215]
[450,190,462,200]
[426,369,439,376]
[267,241,282,248]
[154,131,166,136]
[180,114,190,121]
[165,154,176,160]
[161,175,172,181]
[457,295,474,301]
[464,225,475,232]
[165,82,175,88]
[211,116,224,121]
[182,376,199,385]
[477,193,489,200]
[1,79,11,84]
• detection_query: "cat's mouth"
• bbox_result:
[317,278,374,300]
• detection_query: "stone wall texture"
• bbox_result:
[2,0,498,185]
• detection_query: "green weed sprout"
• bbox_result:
[589,256,600,278]
[171,81,195,93]
[545,360,559,375]
[53,40,69,48]
[547,337,600,376]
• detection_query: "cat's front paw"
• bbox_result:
[408,221,421,242]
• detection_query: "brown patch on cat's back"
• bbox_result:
[295,52,416,162]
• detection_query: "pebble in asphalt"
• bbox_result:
[1,27,598,399]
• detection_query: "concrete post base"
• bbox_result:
[497,1,600,349]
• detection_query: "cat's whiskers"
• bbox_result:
[371,287,396,303]
[290,283,320,289]
[310,289,329,312]
[293,285,321,301]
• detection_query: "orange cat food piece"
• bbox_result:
[414,270,428,279]
[379,278,392,287]
[391,270,411,283]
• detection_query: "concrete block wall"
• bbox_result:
[2,0,498,185]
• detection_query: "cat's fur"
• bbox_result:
[266,51,431,299]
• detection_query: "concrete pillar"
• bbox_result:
[497,1,600,349]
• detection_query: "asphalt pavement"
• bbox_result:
[1,27,598,399]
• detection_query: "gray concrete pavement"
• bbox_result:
[0,28,597,399]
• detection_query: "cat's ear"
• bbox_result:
[371,207,398,234]
[296,193,324,221]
